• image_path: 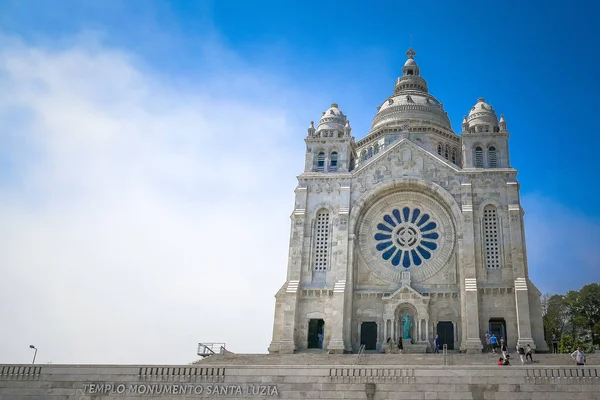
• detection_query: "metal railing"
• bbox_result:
[442,344,448,366]
[354,344,366,365]
[197,343,231,358]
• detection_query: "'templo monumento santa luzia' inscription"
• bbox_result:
[82,383,279,396]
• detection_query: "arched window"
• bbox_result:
[474,147,484,167]
[437,143,443,155]
[374,143,380,154]
[483,205,500,269]
[360,150,367,162]
[488,146,497,168]
[313,210,330,272]
[329,152,338,172]
[451,148,457,164]
[316,152,325,172]
[368,147,373,158]
[444,145,449,160]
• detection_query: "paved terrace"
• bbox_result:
[194,352,599,366]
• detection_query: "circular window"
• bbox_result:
[357,191,455,283]
[374,207,439,268]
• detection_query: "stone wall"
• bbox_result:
[1,361,599,400]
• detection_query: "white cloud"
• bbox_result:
[0,34,306,364]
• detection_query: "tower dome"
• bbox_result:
[370,48,452,132]
[317,103,347,132]
[466,98,498,132]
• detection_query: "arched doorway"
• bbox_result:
[489,318,506,342]
[360,322,378,350]
[437,321,454,350]
[307,319,324,349]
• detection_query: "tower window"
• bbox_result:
[360,150,367,162]
[374,143,380,154]
[437,143,442,155]
[313,211,331,272]
[444,145,449,160]
[329,152,338,172]
[451,148,457,164]
[483,205,500,269]
[368,147,373,158]
[316,152,325,172]
[474,147,484,167]
[488,146,497,168]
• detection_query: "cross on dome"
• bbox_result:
[406,48,416,59]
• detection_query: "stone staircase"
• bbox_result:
[195,352,598,366]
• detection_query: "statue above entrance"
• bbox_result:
[401,314,413,340]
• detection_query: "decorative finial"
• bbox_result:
[307,121,316,136]
[406,48,416,59]
[499,114,507,131]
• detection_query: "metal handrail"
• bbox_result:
[442,344,448,366]
[354,344,366,365]
[197,343,229,358]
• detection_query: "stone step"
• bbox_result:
[195,352,599,366]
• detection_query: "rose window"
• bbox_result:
[373,206,439,268]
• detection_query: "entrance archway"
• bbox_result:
[489,318,506,342]
[360,322,377,350]
[437,321,454,350]
[308,319,324,349]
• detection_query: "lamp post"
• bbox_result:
[29,345,37,364]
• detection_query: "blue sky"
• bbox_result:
[0,0,598,364]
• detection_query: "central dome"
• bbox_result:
[371,49,452,131]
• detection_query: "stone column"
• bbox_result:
[508,203,535,348]
[426,319,429,342]
[270,188,308,354]
[329,188,352,354]
[383,319,388,340]
[459,182,483,353]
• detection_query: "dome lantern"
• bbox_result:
[466,98,499,133]
[316,103,348,135]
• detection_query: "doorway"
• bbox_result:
[308,319,325,349]
[360,322,378,350]
[437,321,454,350]
[489,318,506,342]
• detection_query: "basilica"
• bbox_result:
[268,49,547,354]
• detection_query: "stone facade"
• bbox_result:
[269,49,548,355]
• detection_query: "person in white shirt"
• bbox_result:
[571,347,586,366]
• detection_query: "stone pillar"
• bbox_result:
[383,319,388,340]
[270,189,308,354]
[343,232,355,352]
[508,203,535,348]
[327,280,347,353]
[426,319,429,342]
[459,182,483,353]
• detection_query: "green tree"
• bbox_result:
[564,283,600,349]
[542,294,568,349]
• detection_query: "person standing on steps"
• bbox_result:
[571,347,586,366]
[552,335,559,354]
[490,334,498,354]
[485,331,491,353]
[501,342,508,360]
[525,344,533,362]
[517,345,525,364]
[433,335,440,354]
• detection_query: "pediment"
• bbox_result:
[383,284,427,302]
[353,138,460,180]
[350,138,463,198]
